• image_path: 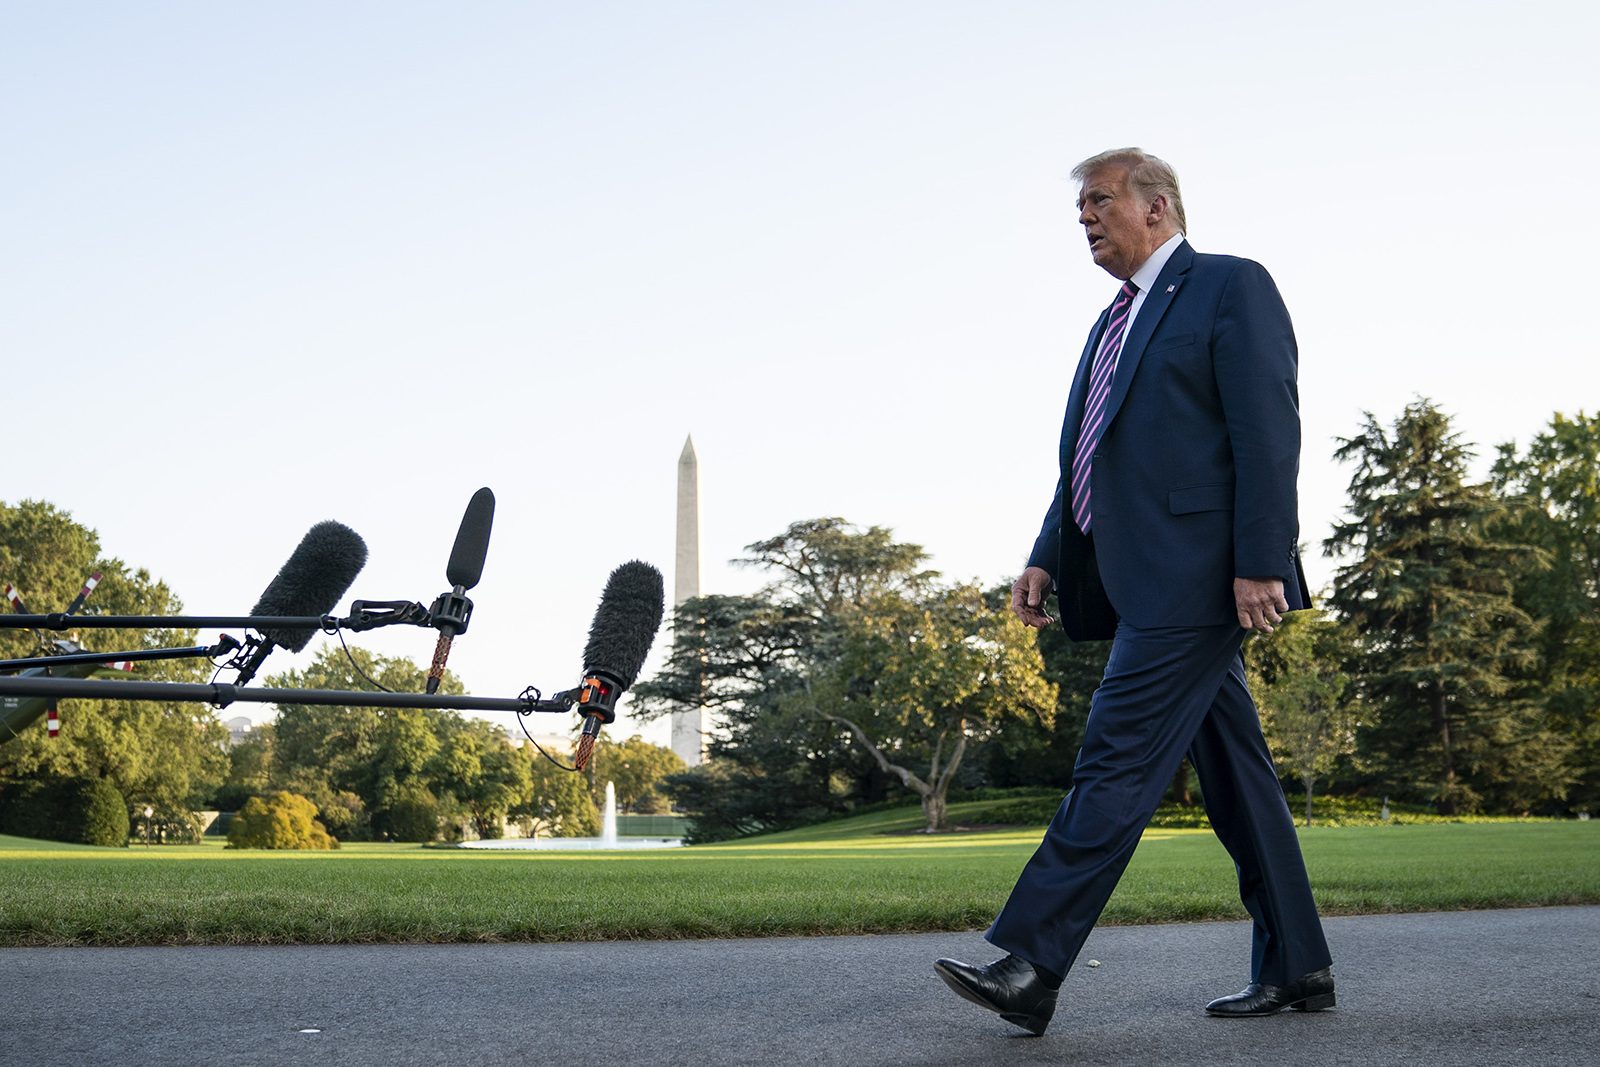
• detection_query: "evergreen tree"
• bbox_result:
[637,520,940,837]
[1492,411,1600,812]
[1324,401,1564,813]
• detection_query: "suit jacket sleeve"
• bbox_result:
[1212,260,1301,583]
[1027,477,1064,582]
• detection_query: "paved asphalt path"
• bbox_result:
[2,906,1595,1066]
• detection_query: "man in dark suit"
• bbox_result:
[934,148,1333,1035]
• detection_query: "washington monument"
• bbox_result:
[672,435,705,766]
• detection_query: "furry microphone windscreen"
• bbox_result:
[445,487,495,591]
[581,560,665,689]
[250,521,369,651]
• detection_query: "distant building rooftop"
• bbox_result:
[507,726,570,753]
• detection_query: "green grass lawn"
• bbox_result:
[1,800,1594,947]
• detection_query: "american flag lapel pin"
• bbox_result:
[1166,284,1176,293]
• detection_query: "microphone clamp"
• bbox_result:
[226,634,276,687]
[516,686,583,715]
[345,600,431,632]
[428,588,473,638]
[219,633,263,674]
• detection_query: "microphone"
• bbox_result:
[233,522,369,685]
[572,560,665,770]
[425,488,495,694]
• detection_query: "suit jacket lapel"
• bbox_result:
[1098,241,1194,436]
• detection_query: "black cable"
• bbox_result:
[335,629,575,773]
[334,628,392,693]
[516,702,581,772]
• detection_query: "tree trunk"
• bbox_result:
[817,711,965,833]
[1430,681,1458,816]
[1169,761,1192,805]
[1302,774,1315,827]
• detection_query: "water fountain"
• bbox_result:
[460,779,682,850]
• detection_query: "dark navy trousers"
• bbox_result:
[986,621,1332,986]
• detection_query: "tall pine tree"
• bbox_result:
[1492,411,1600,812]
[1324,401,1565,814]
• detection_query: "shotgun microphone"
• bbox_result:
[425,488,495,694]
[233,522,369,685]
[572,560,665,770]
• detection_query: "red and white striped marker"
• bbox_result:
[47,706,59,738]
[64,573,102,616]
[102,661,134,673]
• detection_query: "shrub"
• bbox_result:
[385,792,440,843]
[0,775,129,846]
[226,792,338,849]
[149,809,206,844]
[77,779,131,846]
[307,789,369,842]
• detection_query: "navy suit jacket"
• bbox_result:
[1028,240,1312,640]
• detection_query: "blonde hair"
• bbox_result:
[1071,148,1186,234]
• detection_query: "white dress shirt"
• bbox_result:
[1096,230,1186,360]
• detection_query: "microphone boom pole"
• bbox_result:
[0,614,342,632]
[0,674,572,715]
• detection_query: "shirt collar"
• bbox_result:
[1129,231,1185,294]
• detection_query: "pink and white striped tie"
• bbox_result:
[1070,281,1139,533]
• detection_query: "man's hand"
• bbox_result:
[1011,567,1056,629]
[1234,576,1288,634]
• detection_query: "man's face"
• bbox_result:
[1077,166,1159,280]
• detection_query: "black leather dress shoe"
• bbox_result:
[933,955,1058,1035]
[1204,967,1336,1017]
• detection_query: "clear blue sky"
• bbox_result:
[3,2,1595,746]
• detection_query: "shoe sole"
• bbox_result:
[1205,992,1336,1017]
[933,962,1052,1036]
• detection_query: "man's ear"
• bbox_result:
[1146,194,1169,226]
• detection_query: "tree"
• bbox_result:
[1324,401,1565,814]
[638,522,932,837]
[806,583,1056,830]
[385,788,441,843]
[516,751,600,837]
[267,645,584,840]
[0,775,129,846]
[973,584,1109,792]
[213,728,274,813]
[1248,611,1356,825]
[639,519,1055,834]
[585,734,685,813]
[1493,411,1600,812]
[266,644,465,839]
[432,716,532,838]
[227,791,338,849]
[0,500,229,820]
